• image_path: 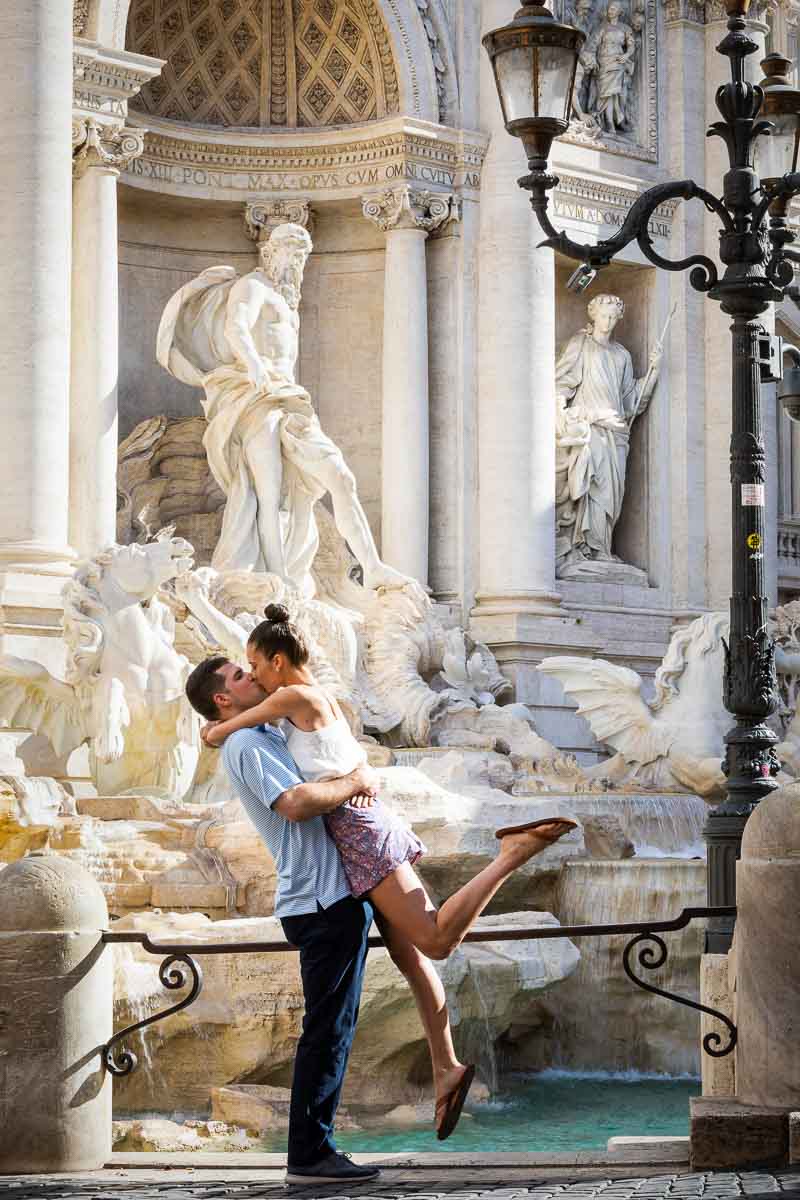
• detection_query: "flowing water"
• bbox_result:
[250,1072,698,1154]
[544,860,706,1076]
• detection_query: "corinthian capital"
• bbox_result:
[245,199,314,243]
[72,120,146,179]
[362,187,454,234]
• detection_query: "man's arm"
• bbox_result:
[274,765,377,823]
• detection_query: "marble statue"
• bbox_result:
[0,535,200,797]
[587,2,637,133]
[555,294,662,581]
[156,222,406,597]
[540,610,800,796]
[539,613,731,797]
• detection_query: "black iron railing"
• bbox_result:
[101,905,737,1077]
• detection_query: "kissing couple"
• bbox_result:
[185,604,576,1185]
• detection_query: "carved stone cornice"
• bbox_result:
[122,116,488,204]
[362,187,454,233]
[669,0,772,21]
[244,199,314,243]
[662,0,706,23]
[73,43,165,123]
[72,120,146,179]
[553,171,680,221]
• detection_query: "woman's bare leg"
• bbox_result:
[369,822,574,961]
[373,912,466,1104]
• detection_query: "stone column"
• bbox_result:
[0,0,74,575]
[473,0,562,621]
[70,120,144,559]
[362,188,453,585]
[0,854,112,1173]
[663,0,709,614]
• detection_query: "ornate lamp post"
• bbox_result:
[483,0,800,952]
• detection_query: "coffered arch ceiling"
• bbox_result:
[126,0,402,128]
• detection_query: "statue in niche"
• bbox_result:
[157,222,406,598]
[554,294,662,582]
[586,2,637,133]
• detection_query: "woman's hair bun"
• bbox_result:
[263,603,291,624]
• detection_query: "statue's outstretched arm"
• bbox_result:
[174,572,248,662]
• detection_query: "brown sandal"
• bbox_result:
[494,817,578,839]
[435,1064,475,1141]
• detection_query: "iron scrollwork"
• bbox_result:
[622,932,737,1058]
[103,953,204,1078]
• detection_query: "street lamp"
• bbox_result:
[484,0,800,952]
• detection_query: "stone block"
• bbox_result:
[606,1136,689,1164]
[791,1112,800,1164]
[690,1096,789,1169]
[700,953,736,1099]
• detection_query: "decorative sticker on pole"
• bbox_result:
[746,533,762,550]
[741,484,765,506]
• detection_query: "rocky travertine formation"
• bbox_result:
[112,1118,258,1153]
[111,908,580,1114]
[117,416,225,562]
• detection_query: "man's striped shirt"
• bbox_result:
[222,724,350,919]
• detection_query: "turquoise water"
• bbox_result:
[261,1072,699,1154]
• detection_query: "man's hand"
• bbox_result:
[345,764,378,800]
[201,721,225,748]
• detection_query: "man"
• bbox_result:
[185,655,380,1184]
[158,223,406,594]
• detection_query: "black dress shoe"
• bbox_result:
[285,1152,381,1184]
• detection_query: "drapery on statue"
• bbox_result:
[554,293,663,580]
[588,1,637,133]
[157,222,407,597]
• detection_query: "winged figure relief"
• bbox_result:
[538,613,732,798]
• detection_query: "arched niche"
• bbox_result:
[89,0,453,125]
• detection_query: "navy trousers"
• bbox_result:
[281,894,373,1167]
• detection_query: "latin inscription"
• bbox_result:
[127,157,475,193]
[553,197,671,240]
[74,90,126,117]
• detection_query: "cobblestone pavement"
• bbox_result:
[1,1168,798,1200]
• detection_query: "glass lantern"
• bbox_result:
[758,54,800,185]
[482,0,585,170]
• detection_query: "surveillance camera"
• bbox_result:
[566,263,597,294]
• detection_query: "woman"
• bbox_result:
[203,604,577,1140]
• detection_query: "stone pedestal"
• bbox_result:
[691,784,800,1168]
[0,853,112,1173]
[363,187,453,585]
[71,121,144,558]
[690,1096,791,1169]
[735,784,800,1109]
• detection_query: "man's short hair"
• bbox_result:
[185,656,230,721]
